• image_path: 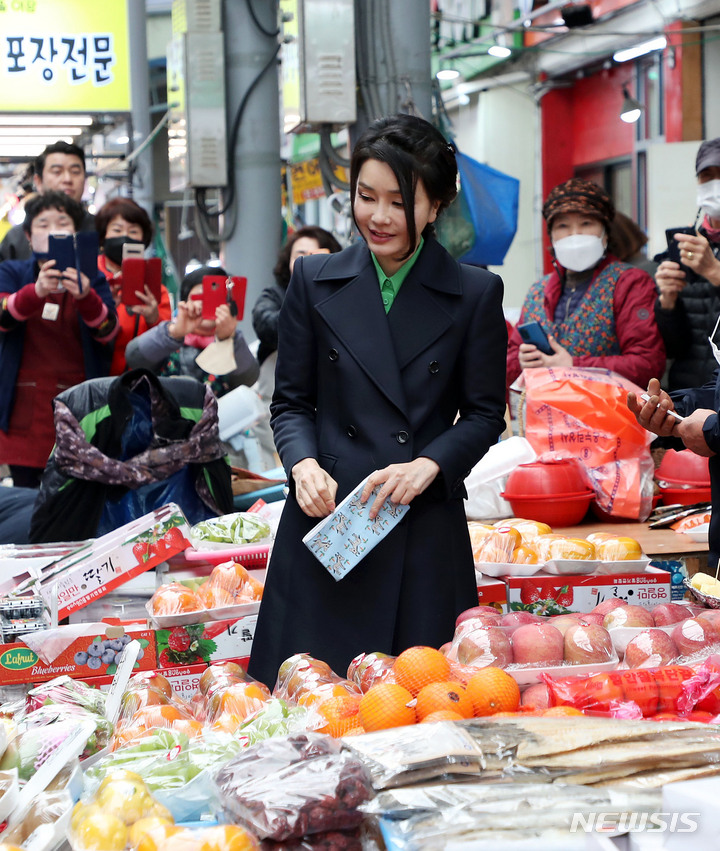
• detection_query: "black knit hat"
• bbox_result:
[542,178,615,232]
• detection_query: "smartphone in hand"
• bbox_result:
[518,320,553,355]
[665,226,698,282]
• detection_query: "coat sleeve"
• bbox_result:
[571,267,666,389]
[269,262,320,476]
[654,296,692,360]
[251,284,284,350]
[417,271,508,497]
[124,321,180,371]
[225,329,260,388]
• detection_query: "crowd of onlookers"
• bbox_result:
[0,135,719,545]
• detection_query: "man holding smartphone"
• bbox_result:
[654,138,720,391]
[0,141,95,263]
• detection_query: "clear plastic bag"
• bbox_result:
[214,733,373,841]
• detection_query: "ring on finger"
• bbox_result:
[687,250,694,259]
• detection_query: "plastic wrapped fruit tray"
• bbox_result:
[543,559,599,576]
[146,598,261,629]
[505,652,619,687]
[183,543,271,569]
[474,561,544,578]
[593,557,652,575]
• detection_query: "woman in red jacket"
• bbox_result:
[507,179,665,391]
[96,198,172,374]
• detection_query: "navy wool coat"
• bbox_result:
[248,238,507,688]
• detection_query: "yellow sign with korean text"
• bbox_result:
[290,158,348,206]
[0,0,131,112]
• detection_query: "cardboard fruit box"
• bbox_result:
[84,663,209,702]
[505,566,672,615]
[154,614,257,670]
[27,504,192,620]
[0,624,157,685]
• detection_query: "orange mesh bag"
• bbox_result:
[522,367,654,519]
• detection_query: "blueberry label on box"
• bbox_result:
[303,476,409,580]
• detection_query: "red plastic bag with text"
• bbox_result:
[523,367,654,519]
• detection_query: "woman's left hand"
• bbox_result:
[127,285,159,325]
[214,303,237,341]
[361,457,440,519]
[518,336,573,370]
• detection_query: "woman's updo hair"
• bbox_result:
[350,113,458,261]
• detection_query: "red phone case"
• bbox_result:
[121,258,162,306]
[120,258,146,306]
[201,276,227,320]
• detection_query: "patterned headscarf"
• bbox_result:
[542,178,615,232]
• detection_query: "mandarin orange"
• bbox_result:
[415,680,474,721]
[465,667,520,716]
[393,646,451,696]
[358,683,415,731]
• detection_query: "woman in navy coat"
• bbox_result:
[248,115,507,688]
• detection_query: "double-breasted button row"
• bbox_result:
[328,348,339,361]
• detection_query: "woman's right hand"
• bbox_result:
[655,260,687,310]
[35,259,63,298]
[291,457,337,518]
[167,299,201,340]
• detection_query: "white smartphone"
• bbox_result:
[640,393,684,421]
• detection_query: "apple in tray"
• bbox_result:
[624,629,680,668]
[592,598,628,618]
[603,605,655,630]
[511,623,564,667]
[456,606,503,628]
[671,617,720,657]
[563,622,614,665]
[652,603,694,627]
[455,625,514,668]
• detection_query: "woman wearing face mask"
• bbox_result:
[96,198,172,375]
[654,138,720,391]
[506,178,665,390]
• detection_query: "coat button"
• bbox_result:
[428,360,440,374]
[328,348,339,361]
[347,425,357,438]
[396,430,409,444]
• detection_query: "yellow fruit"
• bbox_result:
[197,824,259,851]
[74,812,128,851]
[71,802,102,832]
[129,817,180,851]
[96,778,153,824]
[97,769,146,793]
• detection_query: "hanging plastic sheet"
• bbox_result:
[437,146,519,266]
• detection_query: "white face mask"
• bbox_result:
[552,233,606,272]
[697,179,720,220]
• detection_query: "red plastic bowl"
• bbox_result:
[505,459,588,498]
[500,490,593,527]
[659,486,712,506]
[655,449,710,486]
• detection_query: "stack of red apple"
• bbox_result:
[444,604,617,676]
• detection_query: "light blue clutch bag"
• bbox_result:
[302,475,410,580]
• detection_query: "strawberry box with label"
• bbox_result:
[27,504,192,620]
[0,624,156,685]
[506,567,671,616]
[155,614,257,669]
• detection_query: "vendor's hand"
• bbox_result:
[214,303,237,341]
[292,457,337,518]
[676,409,717,457]
[127,284,160,325]
[35,259,63,298]
[517,336,572,371]
[62,267,91,300]
[675,232,720,285]
[627,378,679,437]
[655,260,687,309]
[361,457,440,519]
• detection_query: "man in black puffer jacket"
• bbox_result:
[655,138,720,391]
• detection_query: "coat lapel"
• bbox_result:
[314,246,408,415]
[387,238,459,369]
